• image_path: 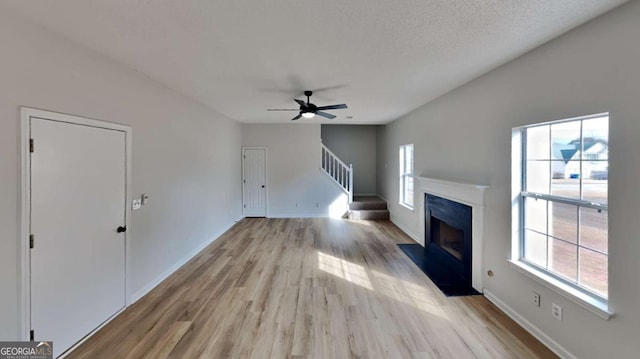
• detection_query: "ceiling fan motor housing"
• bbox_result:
[303,103,318,114]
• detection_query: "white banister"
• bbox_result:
[348,164,353,203]
[320,143,353,203]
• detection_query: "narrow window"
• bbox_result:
[399,144,414,209]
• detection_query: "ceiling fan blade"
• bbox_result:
[291,113,303,121]
[316,111,336,119]
[267,109,299,111]
[316,104,348,111]
[294,99,306,107]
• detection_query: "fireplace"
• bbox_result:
[424,194,473,291]
[397,176,487,295]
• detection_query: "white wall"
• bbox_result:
[0,9,242,339]
[242,124,348,217]
[321,125,378,195]
[377,2,640,357]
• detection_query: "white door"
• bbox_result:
[243,148,267,217]
[30,117,126,357]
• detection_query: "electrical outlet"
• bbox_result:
[532,292,540,307]
[552,303,563,320]
[132,198,142,210]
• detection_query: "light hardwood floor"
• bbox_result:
[68,218,557,359]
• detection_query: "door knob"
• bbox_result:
[117,226,127,233]
[261,185,265,188]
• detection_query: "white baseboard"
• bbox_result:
[483,289,577,359]
[354,192,378,196]
[130,218,241,303]
[389,215,421,244]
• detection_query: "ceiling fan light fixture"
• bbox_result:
[301,111,316,119]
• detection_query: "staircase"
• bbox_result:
[320,142,390,220]
[321,143,353,204]
[348,196,390,220]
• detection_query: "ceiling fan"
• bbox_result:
[267,90,348,121]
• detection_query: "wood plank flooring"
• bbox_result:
[68,218,557,359]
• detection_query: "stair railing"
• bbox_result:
[321,142,353,204]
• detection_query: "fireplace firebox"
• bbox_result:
[431,218,464,260]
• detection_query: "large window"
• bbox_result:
[399,144,414,209]
[516,113,609,301]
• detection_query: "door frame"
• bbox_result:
[241,147,268,218]
[19,107,133,342]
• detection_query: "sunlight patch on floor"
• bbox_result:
[318,252,373,290]
[371,270,449,320]
[317,252,448,320]
[344,218,372,226]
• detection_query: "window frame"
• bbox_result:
[399,144,414,210]
[511,113,612,319]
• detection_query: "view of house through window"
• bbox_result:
[520,114,608,299]
[399,144,414,208]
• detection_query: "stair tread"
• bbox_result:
[349,201,387,211]
[353,195,385,203]
[348,208,390,221]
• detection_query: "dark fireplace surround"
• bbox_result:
[424,194,473,292]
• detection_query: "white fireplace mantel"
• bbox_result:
[413,176,489,292]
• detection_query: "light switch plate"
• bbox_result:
[132,198,142,210]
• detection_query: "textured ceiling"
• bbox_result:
[2,0,627,124]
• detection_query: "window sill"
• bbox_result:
[398,202,414,211]
[508,259,613,320]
